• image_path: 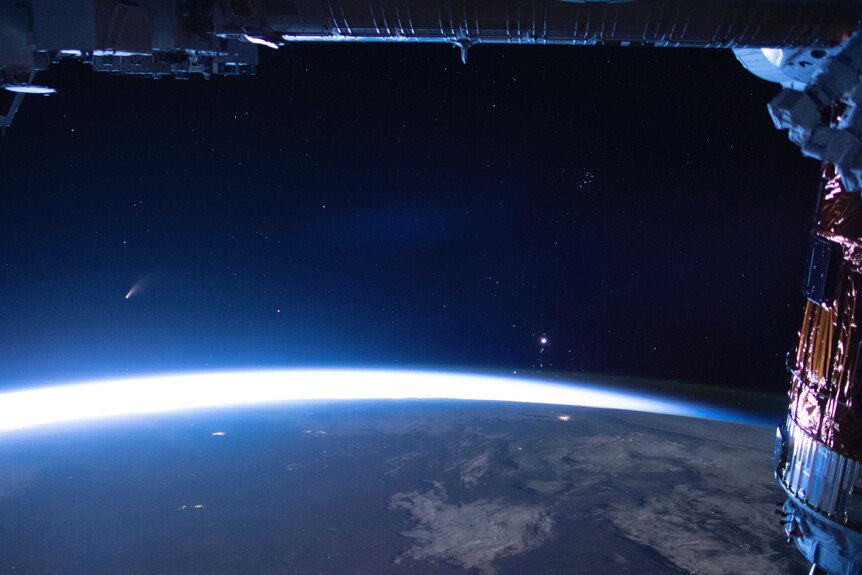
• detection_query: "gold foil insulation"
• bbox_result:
[791,165,862,460]
[816,164,862,272]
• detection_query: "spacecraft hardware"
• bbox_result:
[773,157,862,575]
[2,0,862,126]
[4,1,862,573]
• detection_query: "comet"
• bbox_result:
[124,275,149,300]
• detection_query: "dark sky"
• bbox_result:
[0,43,820,393]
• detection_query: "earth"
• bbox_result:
[0,400,806,574]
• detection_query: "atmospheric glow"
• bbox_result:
[0,369,741,434]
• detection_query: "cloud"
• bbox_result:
[556,429,797,574]
[455,450,492,488]
[389,481,553,574]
